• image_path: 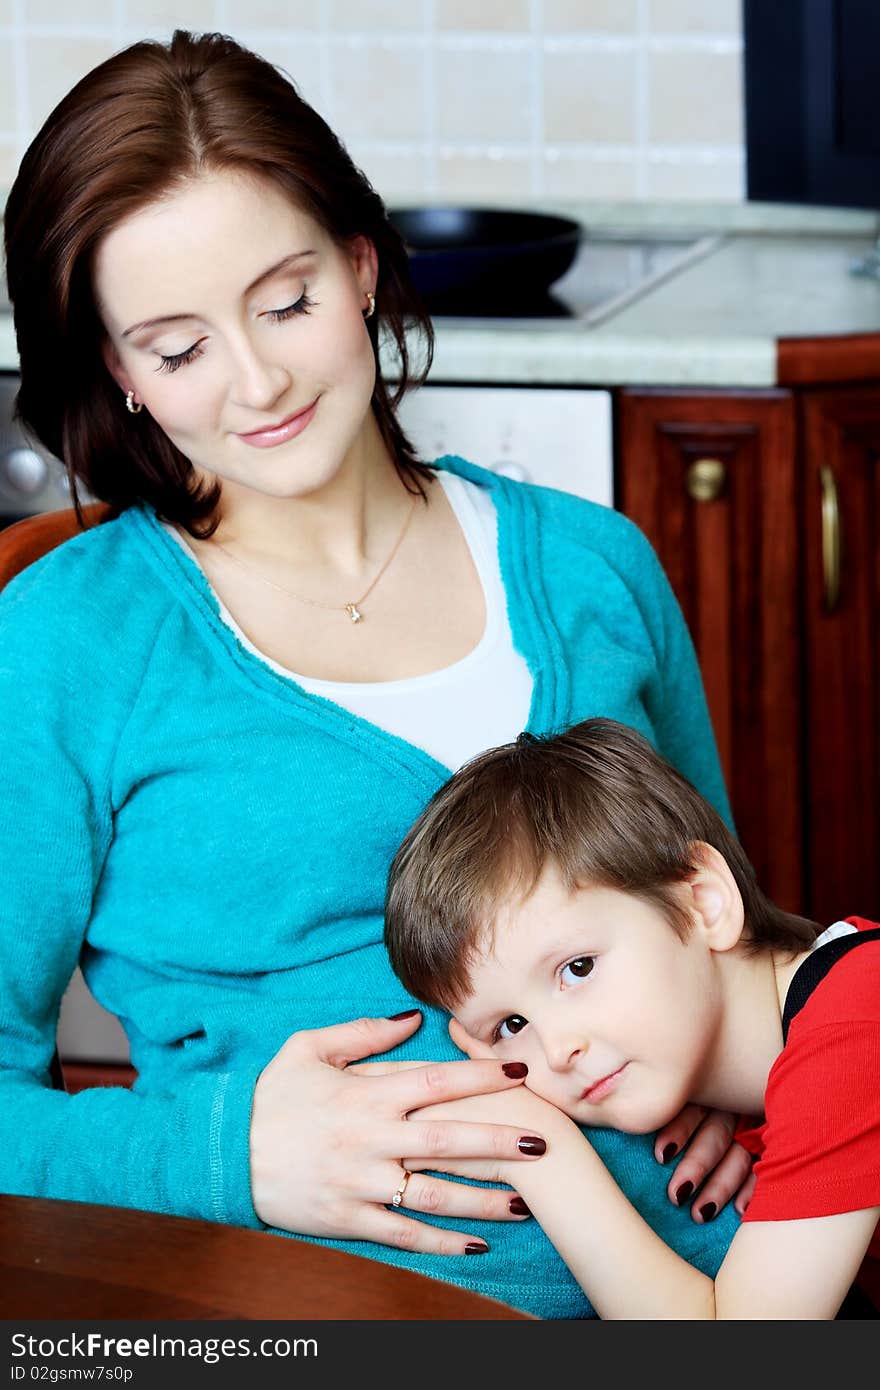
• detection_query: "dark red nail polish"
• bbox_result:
[387,1009,419,1020]
[676,1180,694,1204]
[465,1241,489,1255]
[661,1142,678,1164]
[502,1062,528,1078]
[509,1197,532,1216]
[518,1135,546,1155]
[699,1202,717,1222]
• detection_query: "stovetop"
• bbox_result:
[427,231,722,325]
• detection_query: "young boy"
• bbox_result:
[384,719,880,1319]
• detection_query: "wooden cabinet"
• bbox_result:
[618,389,803,913]
[802,387,880,924]
[618,382,880,924]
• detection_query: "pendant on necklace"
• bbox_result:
[345,603,363,624]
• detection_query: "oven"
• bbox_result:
[0,373,74,529]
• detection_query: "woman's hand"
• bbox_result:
[248,1011,547,1254]
[387,1018,579,1188]
[401,1083,577,1189]
[653,1104,755,1221]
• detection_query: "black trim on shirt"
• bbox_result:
[782,927,880,1044]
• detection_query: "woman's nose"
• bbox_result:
[229,341,291,412]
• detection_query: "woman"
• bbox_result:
[0,30,745,1318]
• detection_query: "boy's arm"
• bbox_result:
[509,1124,879,1320]
[442,1027,876,1318]
[509,1120,717,1319]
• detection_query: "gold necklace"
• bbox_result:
[209,493,419,625]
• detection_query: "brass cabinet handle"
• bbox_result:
[686,457,726,502]
[819,464,841,613]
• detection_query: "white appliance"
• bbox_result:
[397,384,613,505]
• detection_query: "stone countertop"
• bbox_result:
[423,231,880,389]
[2,200,880,388]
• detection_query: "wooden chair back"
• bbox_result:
[0,504,112,588]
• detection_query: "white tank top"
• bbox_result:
[167,471,534,770]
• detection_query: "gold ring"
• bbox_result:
[391,1169,412,1209]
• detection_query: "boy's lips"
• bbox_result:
[581,1063,628,1104]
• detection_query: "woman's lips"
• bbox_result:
[582,1063,628,1104]
[236,396,319,448]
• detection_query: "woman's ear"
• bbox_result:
[347,234,378,301]
[101,337,133,396]
[687,841,745,953]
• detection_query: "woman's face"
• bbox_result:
[94,169,379,505]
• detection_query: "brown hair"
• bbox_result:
[386,718,819,1011]
[3,29,434,535]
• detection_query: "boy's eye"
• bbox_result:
[494,1014,528,1043]
[561,957,594,984]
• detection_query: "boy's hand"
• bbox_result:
[654,1104,755,1222]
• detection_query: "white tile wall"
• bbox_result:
[1,0,745,203]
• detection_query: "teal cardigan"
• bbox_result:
[0,456,737,1317]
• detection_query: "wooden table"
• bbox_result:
[0,1194,530,1319]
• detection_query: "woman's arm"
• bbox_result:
[0,575,246,1222]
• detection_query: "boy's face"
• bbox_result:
[453,862,723,1134]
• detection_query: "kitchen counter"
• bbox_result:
[2,200,879,388]
[425,230,880,388]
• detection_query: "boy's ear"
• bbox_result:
[686,841,745,952]
[448,1017,497,1060]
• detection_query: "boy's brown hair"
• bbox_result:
[385,718,819,1012]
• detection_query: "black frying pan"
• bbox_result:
[389,207,582,311]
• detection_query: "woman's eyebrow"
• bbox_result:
[121,249,316,338]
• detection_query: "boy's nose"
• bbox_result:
[545,1033,586,1073]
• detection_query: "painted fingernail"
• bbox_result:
[661,1142,678,1164]
[699,1202,717,1222]
[518,1135,546,1155]
[465,1241,489,1255]
[509,1197,532,1216]
[387,1009,420,1020]
[675,1180,694,1205]
[502,1062,528,1078]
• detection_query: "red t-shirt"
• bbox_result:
[736,917,880,1306]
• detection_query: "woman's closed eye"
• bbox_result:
[157,340,206,374]
[156,288,316,373]
[263,289,315,323]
